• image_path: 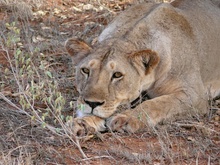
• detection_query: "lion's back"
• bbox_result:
[98,2,157,42]
[98,0,220,81]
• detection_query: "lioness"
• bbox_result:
[65,0,220,135]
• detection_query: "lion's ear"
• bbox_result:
[65,38,92,65]
[129,49,160,75]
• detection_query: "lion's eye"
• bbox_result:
[81,68,90,75]
[112,72,123,79]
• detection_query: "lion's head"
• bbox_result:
[65,38,160,119]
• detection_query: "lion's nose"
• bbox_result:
[84,100,104,109]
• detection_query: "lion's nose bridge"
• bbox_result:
[82,70,109,104]
[83,83,107,103]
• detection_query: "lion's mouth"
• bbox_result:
[76,91,150,118]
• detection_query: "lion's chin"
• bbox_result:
[93,108,116,119]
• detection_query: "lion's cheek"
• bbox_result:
[75,71,88,92]
[76,79,89,94]
[114,80,141,103]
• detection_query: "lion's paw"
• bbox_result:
[66,116,106,136]
[66,118,95,136]
[106,114,141,133]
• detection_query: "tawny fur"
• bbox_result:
[65,0,220,134]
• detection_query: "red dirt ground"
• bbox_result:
[0,0,219,164]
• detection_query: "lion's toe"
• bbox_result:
[107,114,140,133]
[66,118,96,136]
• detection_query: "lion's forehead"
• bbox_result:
[81,58,114,68]
[81,47,129,70]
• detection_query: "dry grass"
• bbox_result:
[0,0,219,164]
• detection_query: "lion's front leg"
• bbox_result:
[66,116,106,136]
[107,93,195,133]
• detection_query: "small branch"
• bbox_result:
[0,92,30,116]
[174,122,219,134]
[81,155,114,161]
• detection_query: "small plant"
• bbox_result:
[0,19,90,159]
[1,22,75,131]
